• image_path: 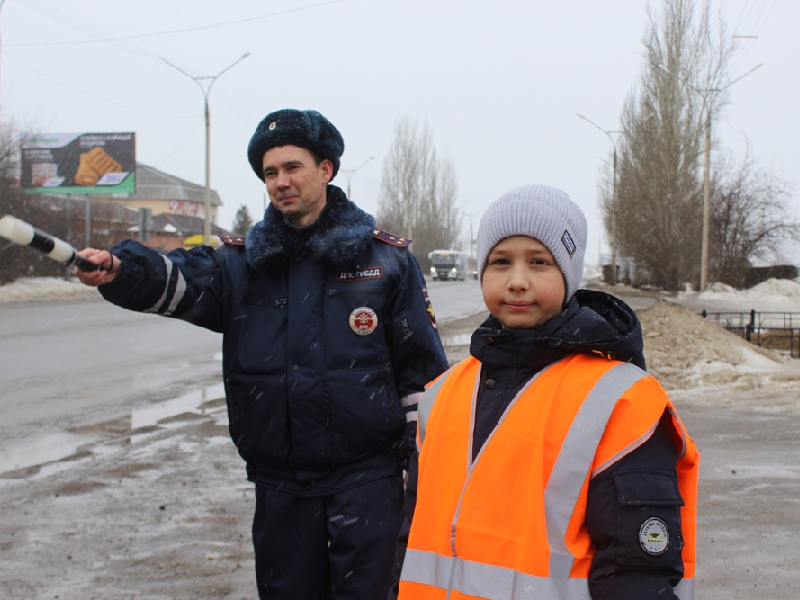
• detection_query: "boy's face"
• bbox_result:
[481,235,566,329]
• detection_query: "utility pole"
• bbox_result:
[462,208,481,275]
[0,0,6,125]
[161,53,250,246]
[341,157,374,199]
[578,113,624,286]
[658,63,762,290]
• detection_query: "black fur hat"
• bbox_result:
[247,109,344,181]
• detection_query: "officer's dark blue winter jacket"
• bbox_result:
[99,185,448,494]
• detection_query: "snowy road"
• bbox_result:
[0,280,485,474]
[0,301,222,473]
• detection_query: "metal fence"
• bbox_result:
[702,310,800,358]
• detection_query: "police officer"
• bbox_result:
[76,109,448,599]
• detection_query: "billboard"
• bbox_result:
[22,132,136,194]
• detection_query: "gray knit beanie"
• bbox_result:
[477,184,587,300]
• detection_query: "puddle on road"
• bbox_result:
[0,431,97,476]
[0,382,226,477]
[131,383,225,429]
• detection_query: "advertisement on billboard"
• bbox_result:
[22,132,136,194]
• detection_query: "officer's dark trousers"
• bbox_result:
[252,475,404,599]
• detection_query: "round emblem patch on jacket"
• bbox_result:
[639,517,669,555]
[349,307,378,336]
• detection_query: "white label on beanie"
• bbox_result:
[561,231,576,257]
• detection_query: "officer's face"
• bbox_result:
[262,145,333,227]
[481,235,566,329]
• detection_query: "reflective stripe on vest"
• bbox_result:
[402,355,697,600]
[403,549,592,599]
[417,365,464,450]
[546,362,647,578]
[402,552,695,600]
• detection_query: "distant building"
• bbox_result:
[92,163,221,222]
[92,163,230,251]
[142,211,231,252]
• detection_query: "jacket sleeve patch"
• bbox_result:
[422,285,437,329]
[613,470,684,567]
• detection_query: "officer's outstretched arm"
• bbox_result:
[95,239,227,333]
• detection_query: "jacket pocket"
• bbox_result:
[326,366,405,461]
[225,373,291,465]
[613,470,684,567]
[232,299,287,374]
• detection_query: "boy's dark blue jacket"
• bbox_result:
[393,290,686,600]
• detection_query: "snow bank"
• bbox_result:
[0,277,101,304]
[686,278,800,309]
[640,301,799,393]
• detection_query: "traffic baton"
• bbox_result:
[0,215,104,272]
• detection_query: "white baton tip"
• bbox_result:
[0,215,35,246]
[49,237,75,263]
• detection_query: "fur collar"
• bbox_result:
[246,185,375,270]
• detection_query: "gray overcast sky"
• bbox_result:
[2,0,797,265]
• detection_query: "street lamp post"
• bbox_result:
[161,52,251,245]
[658,62,762,290]
[578,113,624,286]
[0,0,6,125]
[340,157,374,199]
[462,209,481,273]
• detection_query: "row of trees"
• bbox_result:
[601,0,798,290]
[377,1,798,289]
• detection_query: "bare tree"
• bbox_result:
[710,148,799,287]
[377,115,460,270]
[603,0,733,290]
[0,119,60,283]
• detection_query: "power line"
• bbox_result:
[732,0,759,36]
[12,0,158,61]
[730,0,775,76]
[7,0,344,47]
[2,50,197,118]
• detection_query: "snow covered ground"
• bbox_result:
[1,277,800,598]
[0,277,101,304]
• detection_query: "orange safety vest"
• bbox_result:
[399,354,698,600]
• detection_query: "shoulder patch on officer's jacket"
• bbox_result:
[373,228,411,247]
[422,285,437,329]
[219,234,246,246]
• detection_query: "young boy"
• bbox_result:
[397,184,699,599]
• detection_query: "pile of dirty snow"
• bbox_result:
[680,278,800,311]
[0,277,101,304]
[639,301,798,393]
